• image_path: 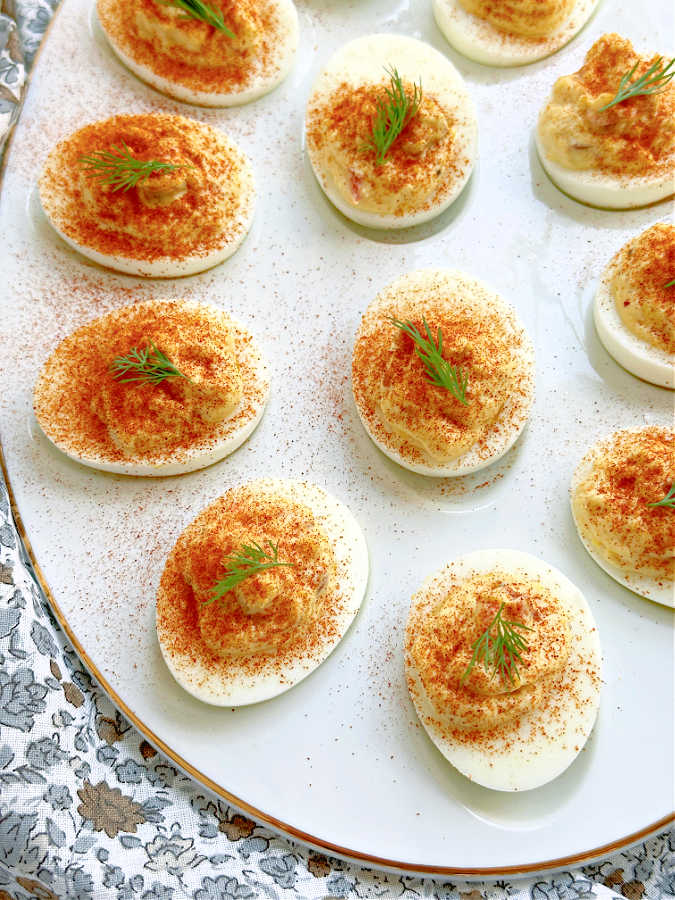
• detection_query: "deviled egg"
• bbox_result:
[305,34,478,229]
[351,269,535,476]
[97,0,298,107]
[39,113,255,277]
[571,427,674,607]
[433,0,600,67]
[33,300,270,476]
[536,34,675,209]
[594,223,674,388]
[406,549,602,791]
[156,479,369,705]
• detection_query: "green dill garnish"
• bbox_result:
[202,540,295,606]
[110,342,189,385]
[158,0,234,36]
[648,482,675,509]
[461,602,533,686]
[361,66,423,166]
[389,316,469,406]
[79,142,190,193]
[598,56,675,111]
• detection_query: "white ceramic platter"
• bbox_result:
[1,0,673,876]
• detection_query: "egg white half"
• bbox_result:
[405,548,602,792]
[33,300,270,477]
[593,243,674,389]
[156,479,369,706]
[433,0,601,67]
[305,34,478,229]
[535,129,675,210]
[42,206,255,278]
[39,126,255,278]
[96,0,299,108]
[571,436,675,608]
[352,269,535,477]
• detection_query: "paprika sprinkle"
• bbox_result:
[33,299,270,475]
[97,0,298,106]
[39,114,255,277]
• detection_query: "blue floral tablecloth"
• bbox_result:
[0,3,673,898]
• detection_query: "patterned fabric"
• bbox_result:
[0,3,673,898]
[0,490,673,897]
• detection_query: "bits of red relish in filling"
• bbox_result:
[306,79,467,218]
[538,34,675,175]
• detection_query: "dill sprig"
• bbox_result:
[203,540,296,606]
[648,482,675,509]
[390,316,469,406]
[79,141,190,193]
[110,341,189,385]
[158,0,234,37]
[664,278,675,288]
[361,66,423,166]
[461,602,533,686]
[598,56,675,111]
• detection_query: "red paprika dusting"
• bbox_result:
[610,224,675,354]
[573,428,675,581]
[352,274,533,467]
[97,0,283,97]
[409,575,571,734]
[307,79,471,220]
[33,300,266,467]
[39,114,253,264]
[541,35,675,177]
[156,484,347,684]
[406,564,602,755]
[458,0,574,39]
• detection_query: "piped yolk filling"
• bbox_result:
[610,224,675,355]
[411,573,571,732]
[365,298,522,464]
[308,81,458,218]
[538,34,675,176]
[175,496,337,659]
[573,429,675,581]
[458,0,575,38]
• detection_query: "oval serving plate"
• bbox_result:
[0,0,673,874]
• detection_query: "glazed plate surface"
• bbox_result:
[0,0,673,875]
